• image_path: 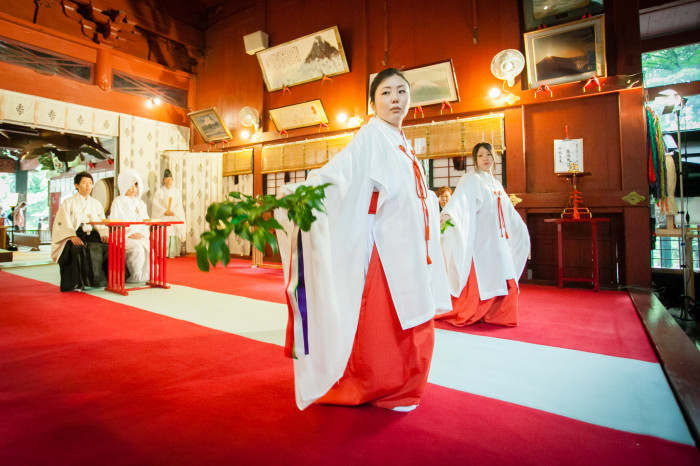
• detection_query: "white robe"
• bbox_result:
[275,117,452,410]
[51,193,108,262]
[441,170,530,300]
[151,186,186,241]
[110,195,150,282]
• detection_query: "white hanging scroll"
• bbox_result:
[554,138,583,173]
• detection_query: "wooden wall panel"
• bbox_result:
[0,61,189,126]
[523,95,622,194]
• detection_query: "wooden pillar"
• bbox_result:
[95,47,113,91]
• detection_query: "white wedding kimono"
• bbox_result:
[441,170,530,300]
[275,117,452,410]
[151,185,186,257]
[51,193,108,262]
[110,195,150,282]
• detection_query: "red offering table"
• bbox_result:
[544,217,610,292]
[91,220,184,296]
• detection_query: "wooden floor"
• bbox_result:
[629,290,700,445]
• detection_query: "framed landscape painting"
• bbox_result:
[256,26,349,92]
[187,107,232,143]
[524,15,606,89]
[522,0,604,31]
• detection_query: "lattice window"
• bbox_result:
[0,37,92,83]
[651,233,700,271]
[112,72,188,108]
[263,171,307,195]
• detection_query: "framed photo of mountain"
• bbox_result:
[367,60,459,115]
[524,15,606,89]
[188,107,232,143]
[256,26,349,92]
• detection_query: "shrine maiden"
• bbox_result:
[151,168,186,257]
[275,68,451,411]
[438,142,530,326]
[51,171,109,292]
[110,169,150,282]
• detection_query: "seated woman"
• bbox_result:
[110,169,150,282]
[438,142,530,326]
[51,171,109,292]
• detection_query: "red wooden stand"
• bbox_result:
[544,217,610,292]
[91,221,183,296]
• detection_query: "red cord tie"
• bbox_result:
[535,84,552,98]
[413,106,424,119]
[440,101,453,115]
[399,144,431,264]
[495,191,509,239]
[583,76,601,92]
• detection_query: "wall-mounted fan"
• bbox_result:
[238,106,260,131]
[490,49,525,87]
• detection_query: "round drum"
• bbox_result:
[93,177,114,215]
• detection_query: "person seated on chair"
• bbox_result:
[51,171,109,292]
[110,169,150,283]
[151,168,186,257]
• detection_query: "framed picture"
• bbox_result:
[524,15,606,89]
[187,107,232,143]
[554,138,584,173]
[522,0,604,31]
[256,26,350,92]
[367,60,459,114]
[269,99,329,131]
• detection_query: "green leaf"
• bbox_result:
[441,219,455,235]
[195,244,210,272]
[220,242,231,268]
[207,237,224,267]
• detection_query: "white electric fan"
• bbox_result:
[490,49,525,87]
[238,106,260,131]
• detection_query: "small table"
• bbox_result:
[91,220,183,296]
[544,217,610,292]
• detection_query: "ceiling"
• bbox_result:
[639,0,700,38]
[149,0,253,30]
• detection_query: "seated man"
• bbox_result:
[51,171,109,292]
[110,169,150,282]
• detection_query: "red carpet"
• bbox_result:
[1,271,698,465]
[166,256,286,303]
[167,258,658,362]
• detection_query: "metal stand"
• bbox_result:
[675,109,692,320]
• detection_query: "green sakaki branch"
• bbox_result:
[195,183,331,272]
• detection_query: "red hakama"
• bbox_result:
[436,260,518,327]
[317,245,435,409]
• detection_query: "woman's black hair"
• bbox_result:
[369,68,410,104]
[471,142,495,172]
[73,171,94,185]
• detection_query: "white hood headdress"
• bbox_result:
[117,169,144,196]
